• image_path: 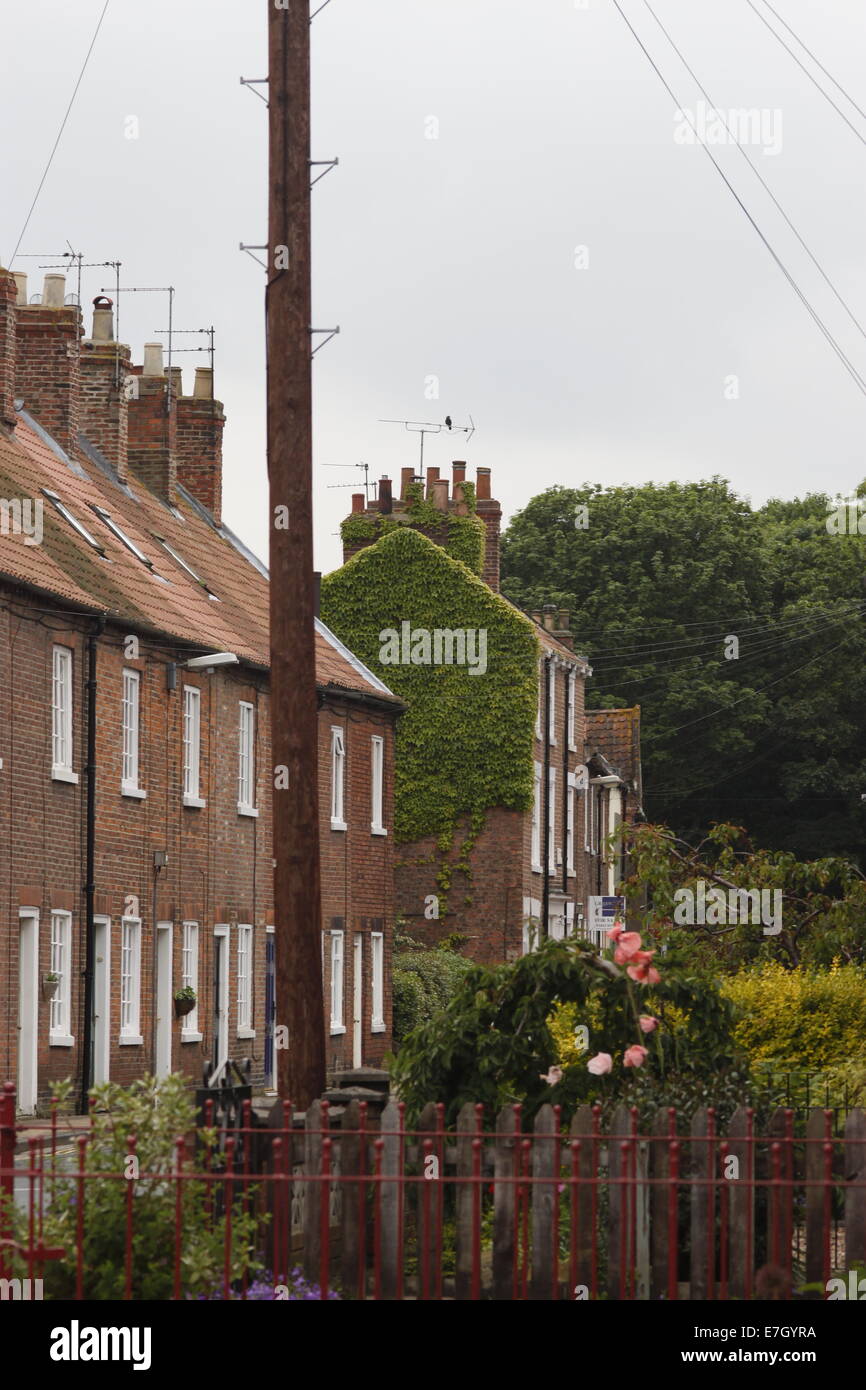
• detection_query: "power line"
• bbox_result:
[609,0,866,399]
[756,0,866,123]
[642,0,866,348]
[9,1,111,267]
[745,0,866,147]
[580,598,866,659]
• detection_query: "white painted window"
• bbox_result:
[535,659,543,739]
[531,761,542,871]
[330,929,345,1032]
[238,701,257,815]
[331,726,346,830]
[548,662,557,745]
[237,924,254,1036]
[51,646,76,781]
[181,920,200,1038]
[585,787,593,853]
[183,686,204,804]
[370,735,386,834]
[548,767,557,873]
[567,775,576,875]
[119,916,142,1042]
[49,910,73,1044]
[121,669,145,796]
[371,931,385,1032]
[568,670,577,751]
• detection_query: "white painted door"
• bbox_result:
[92,917,111,1084]
[155,922,173,1079]
[17,911,39,1114]
[352,936,363,1068]
[213,927,229,1071]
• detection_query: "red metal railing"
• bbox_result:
[2,1083,865,1301]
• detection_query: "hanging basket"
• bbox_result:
[174,995,196,1018]
[42,976,60,1000]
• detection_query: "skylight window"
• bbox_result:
[153,534,218,597]
[89,505,152,567]
[42,490,106,555]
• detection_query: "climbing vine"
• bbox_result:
[339,480,486,574]
[321,528,538,889]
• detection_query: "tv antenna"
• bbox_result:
[321,461,371,503]
[379,415,475,476]
[152,325,215,379]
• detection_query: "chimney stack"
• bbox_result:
[378,476,392,514]
[400,466,414,500]
[12,273,27,307]
[554,609,574,651]
[351,492,365,513]
[542,604,557,632]
[476,467,491,500]
[0,268,18,429]
[453,481,468,515]
[175,366,224,522]
[452,461,466,486]
[14,274,82,457]
[475,465,501,592]
[128,342,177,502]
[425,465,440,499]
[432,478,449,512]
[79,296,132,481]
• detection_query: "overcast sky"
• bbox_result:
[4,0,866,575]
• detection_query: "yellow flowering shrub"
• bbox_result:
[721,961,866,1071]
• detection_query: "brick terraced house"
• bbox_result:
[0,268,401,1115]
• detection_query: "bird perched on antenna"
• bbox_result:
[445,415,452,430]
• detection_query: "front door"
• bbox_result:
[213,928,229,1071]
[352,935,363,1068]
[17,911,39,1114]
[155,922,173,1079]
[92,917,111,1084]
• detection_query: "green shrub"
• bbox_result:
[392,947,474,1046]
[721,960,866,1072]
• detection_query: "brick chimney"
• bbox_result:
[127,343,177,502]
[79,296,132,482]
[0,268,17,430]
[175,366,224,523]
[475,466,501,592]
[15,274,82,456]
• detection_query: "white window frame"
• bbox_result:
[121,668,146,798]
[567,774,576,876]
[548,661,557,745]
[568,670,577,752]
[535,659,543,740]
[181,920,202,1041]
[330,929,345,1033]
[119,915,143,1044]
[371,931,385,1032]
[548,767,557,874]
[182,686,205,807]
[48,910,74,1046]
[51,645,78,783]
[331,726,347,831]
[237,701,258,817]
[370,735,386,835]
[237,923,255,1038]
[531,761,542,872]
[584,786,593,854]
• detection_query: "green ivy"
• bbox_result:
[321,528,538,863]
[339,480,486,574]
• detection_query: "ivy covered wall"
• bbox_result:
[320,527,538,847]
[339,481,487,575]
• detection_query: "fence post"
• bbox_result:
[690,1107,713,1301]
[340,1099,363,1299]
[805,1107,828,1291]
[303,1099,323,1282]
[416,1101,439,1301]
[608,1104,632,1301]
[379,1098,402,1300]
[493,1104,518,1301]
[0,1083,15,1279]
[455,1101,478,1300]
[569,1105,595,1299]
[844,1107,866,1273]
[530,1103,557,1301]
[727,1106,754,1301]
[650,1108,675,1301]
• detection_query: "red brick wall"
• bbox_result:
[127,375,177,501]
[79,339,131,480]
[15,305,82,457]
[176,396,224,523]
[0,271,17,429]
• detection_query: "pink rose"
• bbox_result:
[627,951,661,985]
[586,1052,613,1076]
[607,923,625,943]
[539,1066,563,1086]
[623,1045,648,1068]
[613,932,643,963]
[639,1015,658,1034]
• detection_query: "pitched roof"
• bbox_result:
[0,414,399,705]
[585,706,642,791]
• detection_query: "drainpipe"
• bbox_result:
[562,669,570,897]
[541,655,552,939]
[79,614,104,1114]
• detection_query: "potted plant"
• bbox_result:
[43,971,60,1000]
[174,986,197,1018]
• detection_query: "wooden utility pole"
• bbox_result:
[267,0,326,1107]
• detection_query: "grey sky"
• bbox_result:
[4,1,866,576]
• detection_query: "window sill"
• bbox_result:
[183,794,207,809]
[238,804,259,818]
[51,767,78,785]
[531,863,543,875]
[49,1033,75,1048]
[119,1034,144,1046]
[122,784,147,800]
[181,1030,203,1043]
[372,1021,386,1034]
[329,1024,346,1036]
[330,819,348,833]
[567,869,577,878]
[371,825,387,837]
[237,1028,256,1040]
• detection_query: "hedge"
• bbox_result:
[721,960,866,1073]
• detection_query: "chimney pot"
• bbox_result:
[452,460,466,485]
[476,466,491,499]
[432,479,449,512]
[378,476,393,514]
[42,274,65,308]
[531,610,543,625]
[351,492,364,513]
[453,481,468,515]
[91,295,114,342]
[425,465,440,499]
[193,366,213,400]
[400,466,414,500]
[557,609,570,630]
[542,603,557,632]
[142,342,164,377]
[169,365,183,397]
[13,273,27,307]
